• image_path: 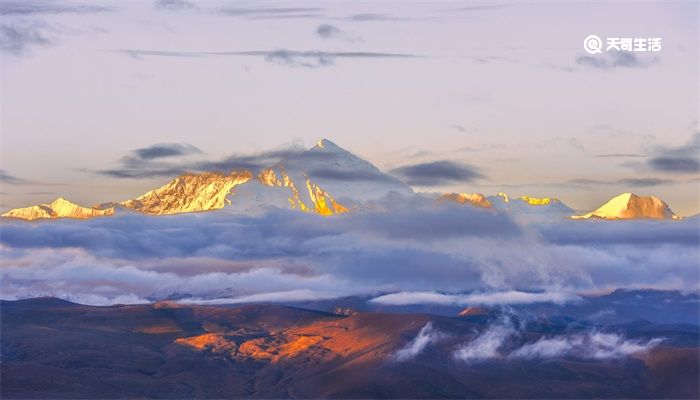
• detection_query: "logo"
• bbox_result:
[583,35,603,54]
[584,35,662,54]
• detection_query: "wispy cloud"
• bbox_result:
[393,322,441,361]
[133,143,202,160]
[647,134,700,174]
[576,51,656,70]
[568,177,676,187]
[454,319,516,363]
[97,143,206,178]
[510,332,663,360]
[0,170,29,185]
[217,6,323,19]
[316,24,352,41]
[0,1,113,15]
[448,4,514,12]
[451,315,664,364]
[0,20,55,55]
[154,0,196,11]
[370,291,580,306]
[346,13,402,22]
[115,49,420,68]
[594,153,646,158]
[389,160,485,186]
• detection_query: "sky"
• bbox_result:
[1,0,698,215]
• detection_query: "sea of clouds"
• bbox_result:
[0,202,698,305]
[392,318,664,363]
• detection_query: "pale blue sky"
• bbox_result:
[1,0,698,214]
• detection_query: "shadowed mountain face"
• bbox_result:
[2,298,697,399]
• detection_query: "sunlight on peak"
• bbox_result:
[572,192,679,220]
[519,195,559,206]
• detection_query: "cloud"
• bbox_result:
[96,144,311,179]
[449,4,513,12]
[133,143,202,160]
[370,291,580,306]
[643,134,700,174]
[576,51,656,70]
[389,160,485,186]
[0,170,28,185]
[217,6,323,19]
[346,13,402,21]
[0,1,112,15]
[115,49,420,68]
[453,318,663,364]
[618,178,674,186]
[155,0,196,11]
[182,289,340,305]
[97,143,206,178]
[393,323,441,361]
[568,177,676,187]
[454,320,516,363]
[510,332,663,360]
[0,20,54,55]
[1,199,697,304]
[316,24,351,40]
[97,141,407,183]
[316,24,344,39]
[649,157,700,173]
[594,153,646,158]
[449,124,470,133]
[306,167,399,183]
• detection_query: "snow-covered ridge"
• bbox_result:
[2,198,114,221]
[0,141,683,221]
[573,193,679,220]
[438,193,492,208]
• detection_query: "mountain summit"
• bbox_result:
[573,193,679,220]
[2,198,114,221]
[112,139,412,216]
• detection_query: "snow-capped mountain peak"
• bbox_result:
[2,197,114,221]
[573,192,679,220]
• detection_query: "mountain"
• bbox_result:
[2,298,697,399]
[487,192,574,219]
[122,139,411,216]
[438,193,492,208]
[2,140,412,219]
[573,193,679,220]
[283,139,414,202]
[120,171,253,215]
[1,198,114,221]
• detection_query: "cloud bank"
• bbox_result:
[389,161,485,186]
[393,322,441,361]
[510,332,664,360]
[370,291,580,306]
[0,201,697,305]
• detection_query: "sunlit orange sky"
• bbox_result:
[1,0,698,215]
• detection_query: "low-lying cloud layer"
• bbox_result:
[0,201,698,305]
[453,319,661,363]
[390,317,662,364]
[371,291,580,306]
[510,332,664,360]
[393,322,440,361]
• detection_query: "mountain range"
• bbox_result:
[1,140,681,221]
[2,295,697,399]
